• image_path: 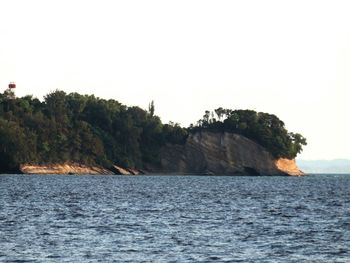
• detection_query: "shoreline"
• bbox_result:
[0,161,304,176]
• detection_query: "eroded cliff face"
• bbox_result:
[20,163,113,175]
[20,163,145,175]
[275,158,304,176]
[156,132,304,176]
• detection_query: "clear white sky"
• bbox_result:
[1,0,350,160]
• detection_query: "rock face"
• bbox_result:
[275,158,304,176]
[19,132,304,176]
[20,163,113,175]
[110,165,144,175]
[20,163,145,175]
[156,132,304,176]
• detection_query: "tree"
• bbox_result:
[214,107,225,121]
[4,88,15,100]
[148,100,155,117]
[202,110,210,127]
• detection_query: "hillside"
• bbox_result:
[0,90,306,174]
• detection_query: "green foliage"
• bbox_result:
[0,90,188,172]
[192,108,307,159]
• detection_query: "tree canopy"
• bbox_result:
[190,108,307,159]
[0,90,188,172]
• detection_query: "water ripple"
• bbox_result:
[0,174,349,262]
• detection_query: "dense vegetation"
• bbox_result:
[0,90,187,172]
[191,108,307,159]
[0,90,306,172]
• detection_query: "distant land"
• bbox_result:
[297,159,350,174]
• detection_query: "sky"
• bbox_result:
[1,0,350,160]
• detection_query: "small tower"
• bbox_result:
[8,82,16,89]
[4,82,16,99]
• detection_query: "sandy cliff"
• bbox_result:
[20,163,144,175]
[275,158,304,176]
[20,163,113,175]
[156,131,304,176]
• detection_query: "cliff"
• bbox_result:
[154,131,304,176]
[20,163,144,175]
[275,158,304,176]
[20,163,113,175]
[19,132,304,176]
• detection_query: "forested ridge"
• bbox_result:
[0,90,306,172]
[191,108,307,159]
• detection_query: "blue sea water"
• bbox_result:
[0,174,349,262]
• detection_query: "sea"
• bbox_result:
[0,174,349,262]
